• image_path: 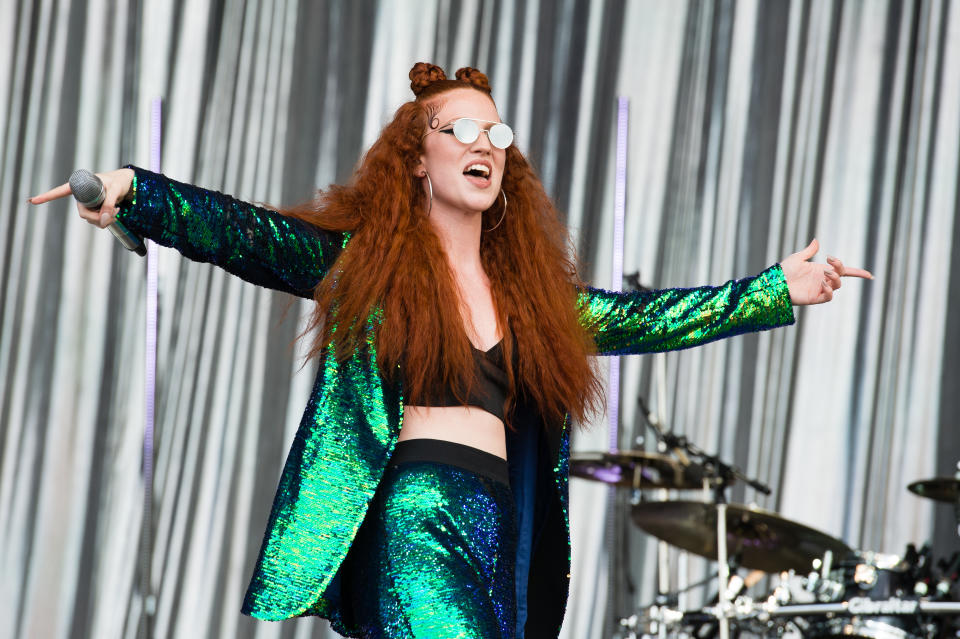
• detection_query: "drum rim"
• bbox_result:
[806,616,920,639]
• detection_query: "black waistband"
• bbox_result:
[390,439,510,487]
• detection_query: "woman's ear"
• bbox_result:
[413,160,426,178]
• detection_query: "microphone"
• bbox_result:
[623,271,653,292]
[637,393,694,469]
[69,169,146,256]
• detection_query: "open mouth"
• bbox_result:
[463,163,491,184]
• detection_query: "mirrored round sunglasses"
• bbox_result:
[428,118,514,149]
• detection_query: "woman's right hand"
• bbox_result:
[28,168,135,228]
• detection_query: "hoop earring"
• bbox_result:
[485,190,507,231]
[423,172,433,218]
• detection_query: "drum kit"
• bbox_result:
[571,448,960,639]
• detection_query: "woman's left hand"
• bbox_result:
[780,239,873,306]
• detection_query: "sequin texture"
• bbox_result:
[116,166,344,298]
[578,266,795,355]
[115,167,796,636]
[343,460,517,639]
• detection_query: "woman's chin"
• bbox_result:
[451,202,496,217]
[470,196,500,214]
[433,193,499,219]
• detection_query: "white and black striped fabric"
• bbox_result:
[2,2,958,638]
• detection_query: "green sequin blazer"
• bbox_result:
[116,167,795,636]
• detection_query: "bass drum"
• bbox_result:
[806,553,931,639]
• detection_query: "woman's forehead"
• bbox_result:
[433,89,500,122]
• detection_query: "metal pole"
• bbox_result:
[716,503,730,639]
[139,96,162,639]
[604,97,629,635]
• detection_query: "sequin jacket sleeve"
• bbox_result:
[579,264,795,355]
[114,166,344,297]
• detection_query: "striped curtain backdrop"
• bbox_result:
[2,1,958,638]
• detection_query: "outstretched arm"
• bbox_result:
[30,167,345,298]
[579,241,872,356]
[580,264,795,356]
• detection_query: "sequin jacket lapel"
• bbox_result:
[116,167,795,632]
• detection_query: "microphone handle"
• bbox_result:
[107,220,147,256]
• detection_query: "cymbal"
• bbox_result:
[631,500,853,573]
[908,477,960,503]
[569,451,705,490]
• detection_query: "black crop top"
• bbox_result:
[407,341,509,422]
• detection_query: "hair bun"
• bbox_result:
[409,62,447,96]
[454,67,490,92]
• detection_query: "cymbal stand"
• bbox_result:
[638,399,774,639]
[657,514,669,639]
[637,396,772,496]
[716,500,730,639]
[954,497,959,539]
[954,462,959,538]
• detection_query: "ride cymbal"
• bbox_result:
[630,500,853,573]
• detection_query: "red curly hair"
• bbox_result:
[285,63,602,425]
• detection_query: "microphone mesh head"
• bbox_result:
[69,169,105,208]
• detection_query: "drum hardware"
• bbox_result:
[584,393,776,637]
[763,545,960,639]
[770,571,794,607]
[608,466,960,639]
[617,604,685,638]
[617,594,763,639]
[635,395,772,497]
[618,597,960,639]
[807,552,848,603]
[935,551,959,599]
[614,546,959,639]
[635,394,782,639]
[616,398,850,639]
[632,570,729,609]
[579,394,741,637]
[760,599,960,616]
[675,572,771,639]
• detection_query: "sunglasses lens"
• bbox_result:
[453,118,480,144]
[488,123,514,149]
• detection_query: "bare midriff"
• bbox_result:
[399,406,507,459]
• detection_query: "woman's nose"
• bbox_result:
[470,130,493,152]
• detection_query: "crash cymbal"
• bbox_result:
[631,500,853,573]
[908,478,960,503]
[569,451,706,490]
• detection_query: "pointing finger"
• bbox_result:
[843,266,873,279]
[28,183,73,204]
[826,256,873,280]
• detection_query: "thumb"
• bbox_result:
[796,238,819,261]
[99,209,115,228]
